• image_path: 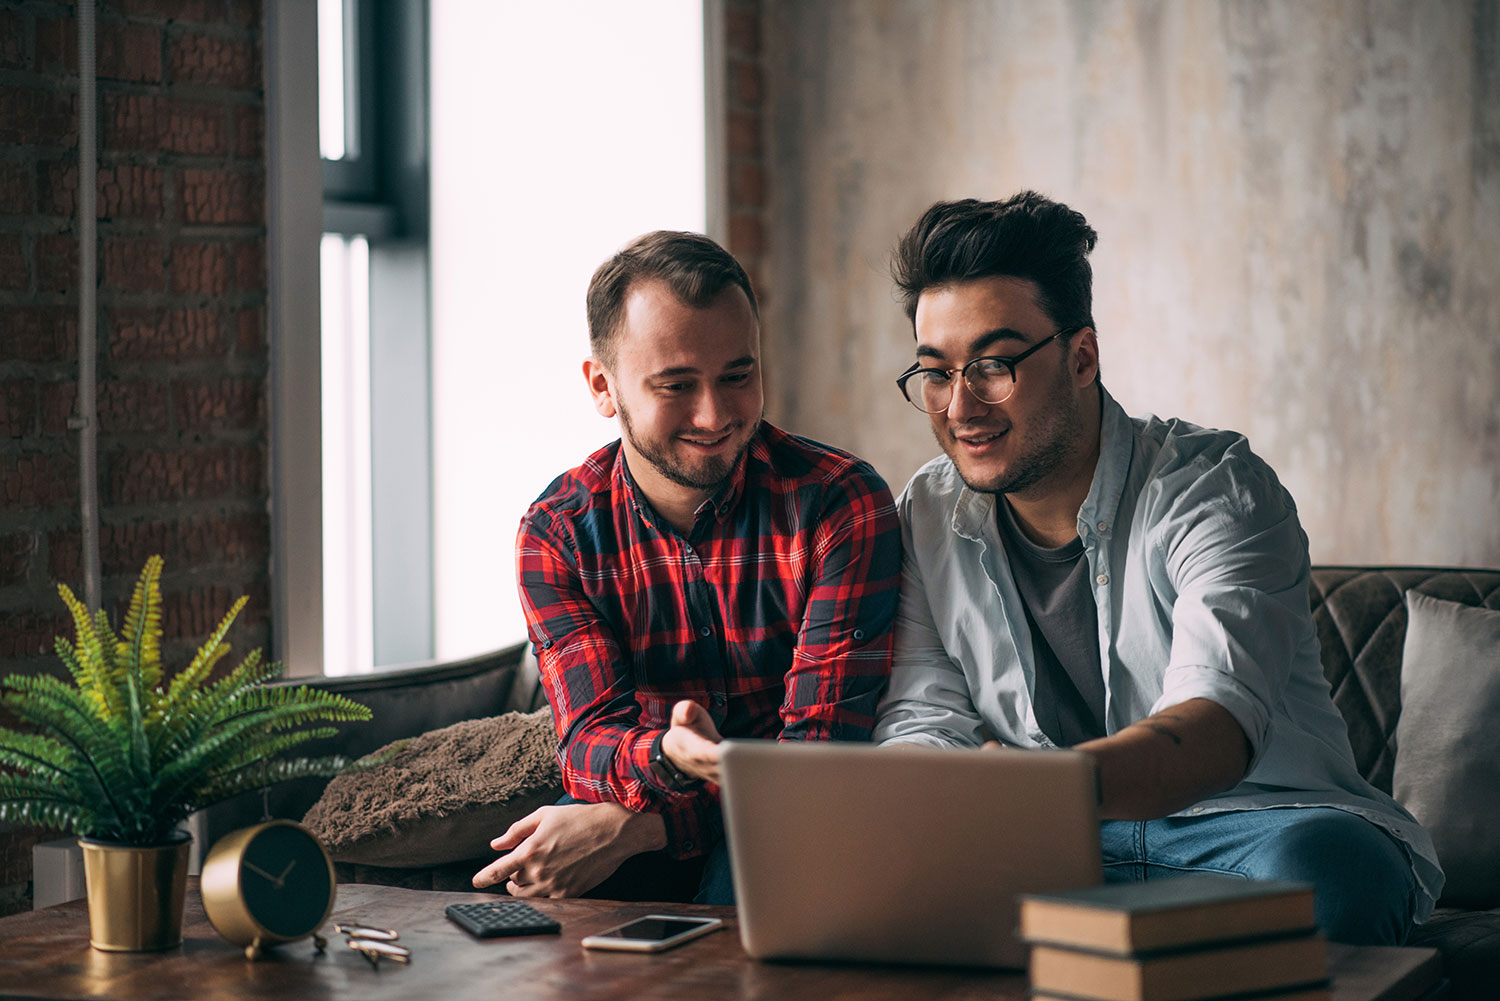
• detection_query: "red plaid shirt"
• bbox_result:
[517,423,900,858]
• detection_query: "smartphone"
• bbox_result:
[580,914,724,952]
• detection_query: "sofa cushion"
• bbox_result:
[1308,568,1500,794]
[1406,906,1500,1001]
[1392,591,1500,907]
[302,708,563,868]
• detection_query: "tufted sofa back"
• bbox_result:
[1308,567,1500,795]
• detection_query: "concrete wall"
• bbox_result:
[762,0,1499,566]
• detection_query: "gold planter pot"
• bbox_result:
[78,831,192,952]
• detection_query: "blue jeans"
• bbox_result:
[1100,807,1416,945]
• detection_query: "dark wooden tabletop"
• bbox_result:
[0,880,1029,1001]
[0,880,1441,1001]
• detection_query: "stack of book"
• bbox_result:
[1018,875,1328,1001]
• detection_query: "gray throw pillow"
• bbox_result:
[1392,590,1500,906]
[302,708,564,868]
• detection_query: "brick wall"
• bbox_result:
[724,0,766,307]
[0,0,268,916]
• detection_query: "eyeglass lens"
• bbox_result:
[908,358,1015,413]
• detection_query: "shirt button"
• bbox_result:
[711,692,726,706]
[1191,806,1204,814]
[682,840,694,851]
[1097,521,1110,533]
[699,626,712,637]
[853,628,865,640]
[1095,574,1109,586]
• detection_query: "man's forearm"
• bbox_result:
[1078,698,1252,820]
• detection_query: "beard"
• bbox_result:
[937,360,1085,496]
[618,401,760,492]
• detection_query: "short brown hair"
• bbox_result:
[586,231,759,367]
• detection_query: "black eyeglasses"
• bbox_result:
[895,326,1081,414]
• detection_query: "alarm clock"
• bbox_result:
[201,820,337,959]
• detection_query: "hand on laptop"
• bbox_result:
[661,699,725,785]
[471,802,666,897]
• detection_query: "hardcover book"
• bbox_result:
[1027,932,1327,1001]
[1019,875,1316,954]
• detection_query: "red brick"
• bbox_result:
[727,111,761,157]
[174,378,261,430]
[170,241,229,294]
[99,23,164,84]
[0,160,31,215]
[0,86,77,148]
[99,164,166,219]
[43,380,170,434]
[119,0,216,23]
[45,527,79,582]
[1,380,37,438]
[233,105,262,158]
[233,239,263,290]
[226,0,261,29]
[106,93,227,156]
[729,212,764,258]
[109,308,223,361]
[0,234,26,291]
[36,232,76,291]
[0,453,78,509]
[161,582,248,641]
[236,443,264,493]
[52,512,269,580]
[0,532,36,587]
[103,236,165,293]
[729,163,765,209]
[168,31,256,89]
[0,610,73,659]
[2,307,77,362]
[234,306,263,354]
[35,15,78,74]
[178,168,261,225]
[726,7,761,57]
[45,163,166,219]
[109,445,236,504]
[0,10,25,70]
[730,59,763,107]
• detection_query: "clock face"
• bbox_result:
[238,824,335,939]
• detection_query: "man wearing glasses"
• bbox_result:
[473,231,900,904]
[873,193,1440,944]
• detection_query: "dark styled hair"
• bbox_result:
[586,230,759,367]
[891,192,1098,332]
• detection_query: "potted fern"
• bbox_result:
[0,556,375,951]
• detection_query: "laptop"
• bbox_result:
[719,740,1101,968]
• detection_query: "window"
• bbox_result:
[303,2,711,674]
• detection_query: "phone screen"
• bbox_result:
[596,917,711,942]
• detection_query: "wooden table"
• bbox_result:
[0,881,1444,1001]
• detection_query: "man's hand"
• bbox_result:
[660,699,725,785]
[471,802,666,898]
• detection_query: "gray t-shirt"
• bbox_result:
[996,498,1105,746]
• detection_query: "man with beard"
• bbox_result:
[873,193,1441,945]
[473,231,900,904]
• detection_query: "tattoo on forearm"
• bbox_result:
[1138,722,1183,745]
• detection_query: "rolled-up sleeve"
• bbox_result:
[1150,444,1314,772]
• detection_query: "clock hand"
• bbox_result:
[243,861,283,887]
[277,859,297,884]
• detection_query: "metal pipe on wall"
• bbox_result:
[74,0,102,609]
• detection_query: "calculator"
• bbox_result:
[445,901,562,938]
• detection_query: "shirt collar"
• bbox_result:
[948,383,1132,543]
[612,427,759,534]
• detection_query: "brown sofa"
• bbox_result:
[202,567,1500,998]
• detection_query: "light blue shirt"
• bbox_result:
[874,385,1443,919]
